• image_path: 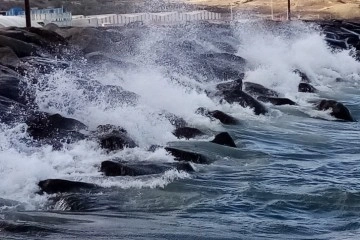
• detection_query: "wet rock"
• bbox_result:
[100,160,194,176]
[165,147,209,164]
[0,96,29,124]
[38,179,97,194]
[257,96,296,106]
[161,112,187,128]
[26,113,87,140]
[0,47,20,67]
[196,107,238,125]
[294,69,311,83]
[0,35,39,58]
[0,221,52,234]
[243,82,279,98]
[315,99,355,122]
[216,89,268,115]
[298,82,318,93]
[0,74,33,105]
[20,56,69,74]
[173,127,205,139]
[215,76,244,91]
[96,125,137,151]
[210,132,237,148]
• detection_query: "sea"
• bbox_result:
[0,18,359,239]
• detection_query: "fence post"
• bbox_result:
[25,0,31,27]
[287,0,291,20]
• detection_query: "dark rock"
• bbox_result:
[210,132,237,148]
[216,89,268,115]
[20,56,69,74]
[0,96,29,124]
[161,112,187,128]
[315,99,355,122]
[26,27,67,45]
[196,107,238,125]
[173,127,205,139]
[165,147,209,164]
[257,96,296,105]
[243,82,279,98]
[215,76,244,91]
[100,160,194,176]
[0,221,52,234]
[97,125,137,151]
[298,82,318,93]
[294,69,311,83]
[0,46,20,67]
[0,74,33,105]
[38,179,97,194]
[0,35,39,58]
[25,113,87,148]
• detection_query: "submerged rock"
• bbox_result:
[165,147,209,164]
[173,127,205,139]
[210,132,237,148]
[257,96,296,106]
[216,89,268,115]
[315,99,355,122]
[196,107,239,125]
[38,179,97,194]
[100,160,194,176]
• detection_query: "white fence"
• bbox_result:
[72,11,223,27]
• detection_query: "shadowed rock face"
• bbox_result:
[173,127,205,139]
[299,83,318,93]
[217,89,268,115]
[215,76,244,92]
[165,147,209,164]
[257,96,296,106]
[196,107,239,125]
[210,132,237,148]
[294,69,311,83]
[243,82,279,98]
[316,100,355,122]
[38,179,97,194]
[100,160,194,176]
[26,113,87,139]
[95,124,137,151]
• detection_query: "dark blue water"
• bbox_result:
[1,20,360,239]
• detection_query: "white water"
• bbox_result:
[0,20,359,210]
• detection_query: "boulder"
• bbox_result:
[216,89,268,115]
[100,160,194,176]
[210,132,237,148]
[196,107,239,125]
[0,35,39,58]
[165,147,209,164]
[173,127,205,139]
[26,113,87,140]
[38,179,97,194]
[293,69,311,83]
[243,82,279,98]
[0,47,20,67]
[298,82,318,93]
[315,99,355,122]
[215,76,244,91]
[96,125,137,151]
[257,96,296,106]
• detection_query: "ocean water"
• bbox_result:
[0,19,360,239]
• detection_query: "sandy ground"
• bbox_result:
[187,0,360,20]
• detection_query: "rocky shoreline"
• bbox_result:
[0,20,359,199]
